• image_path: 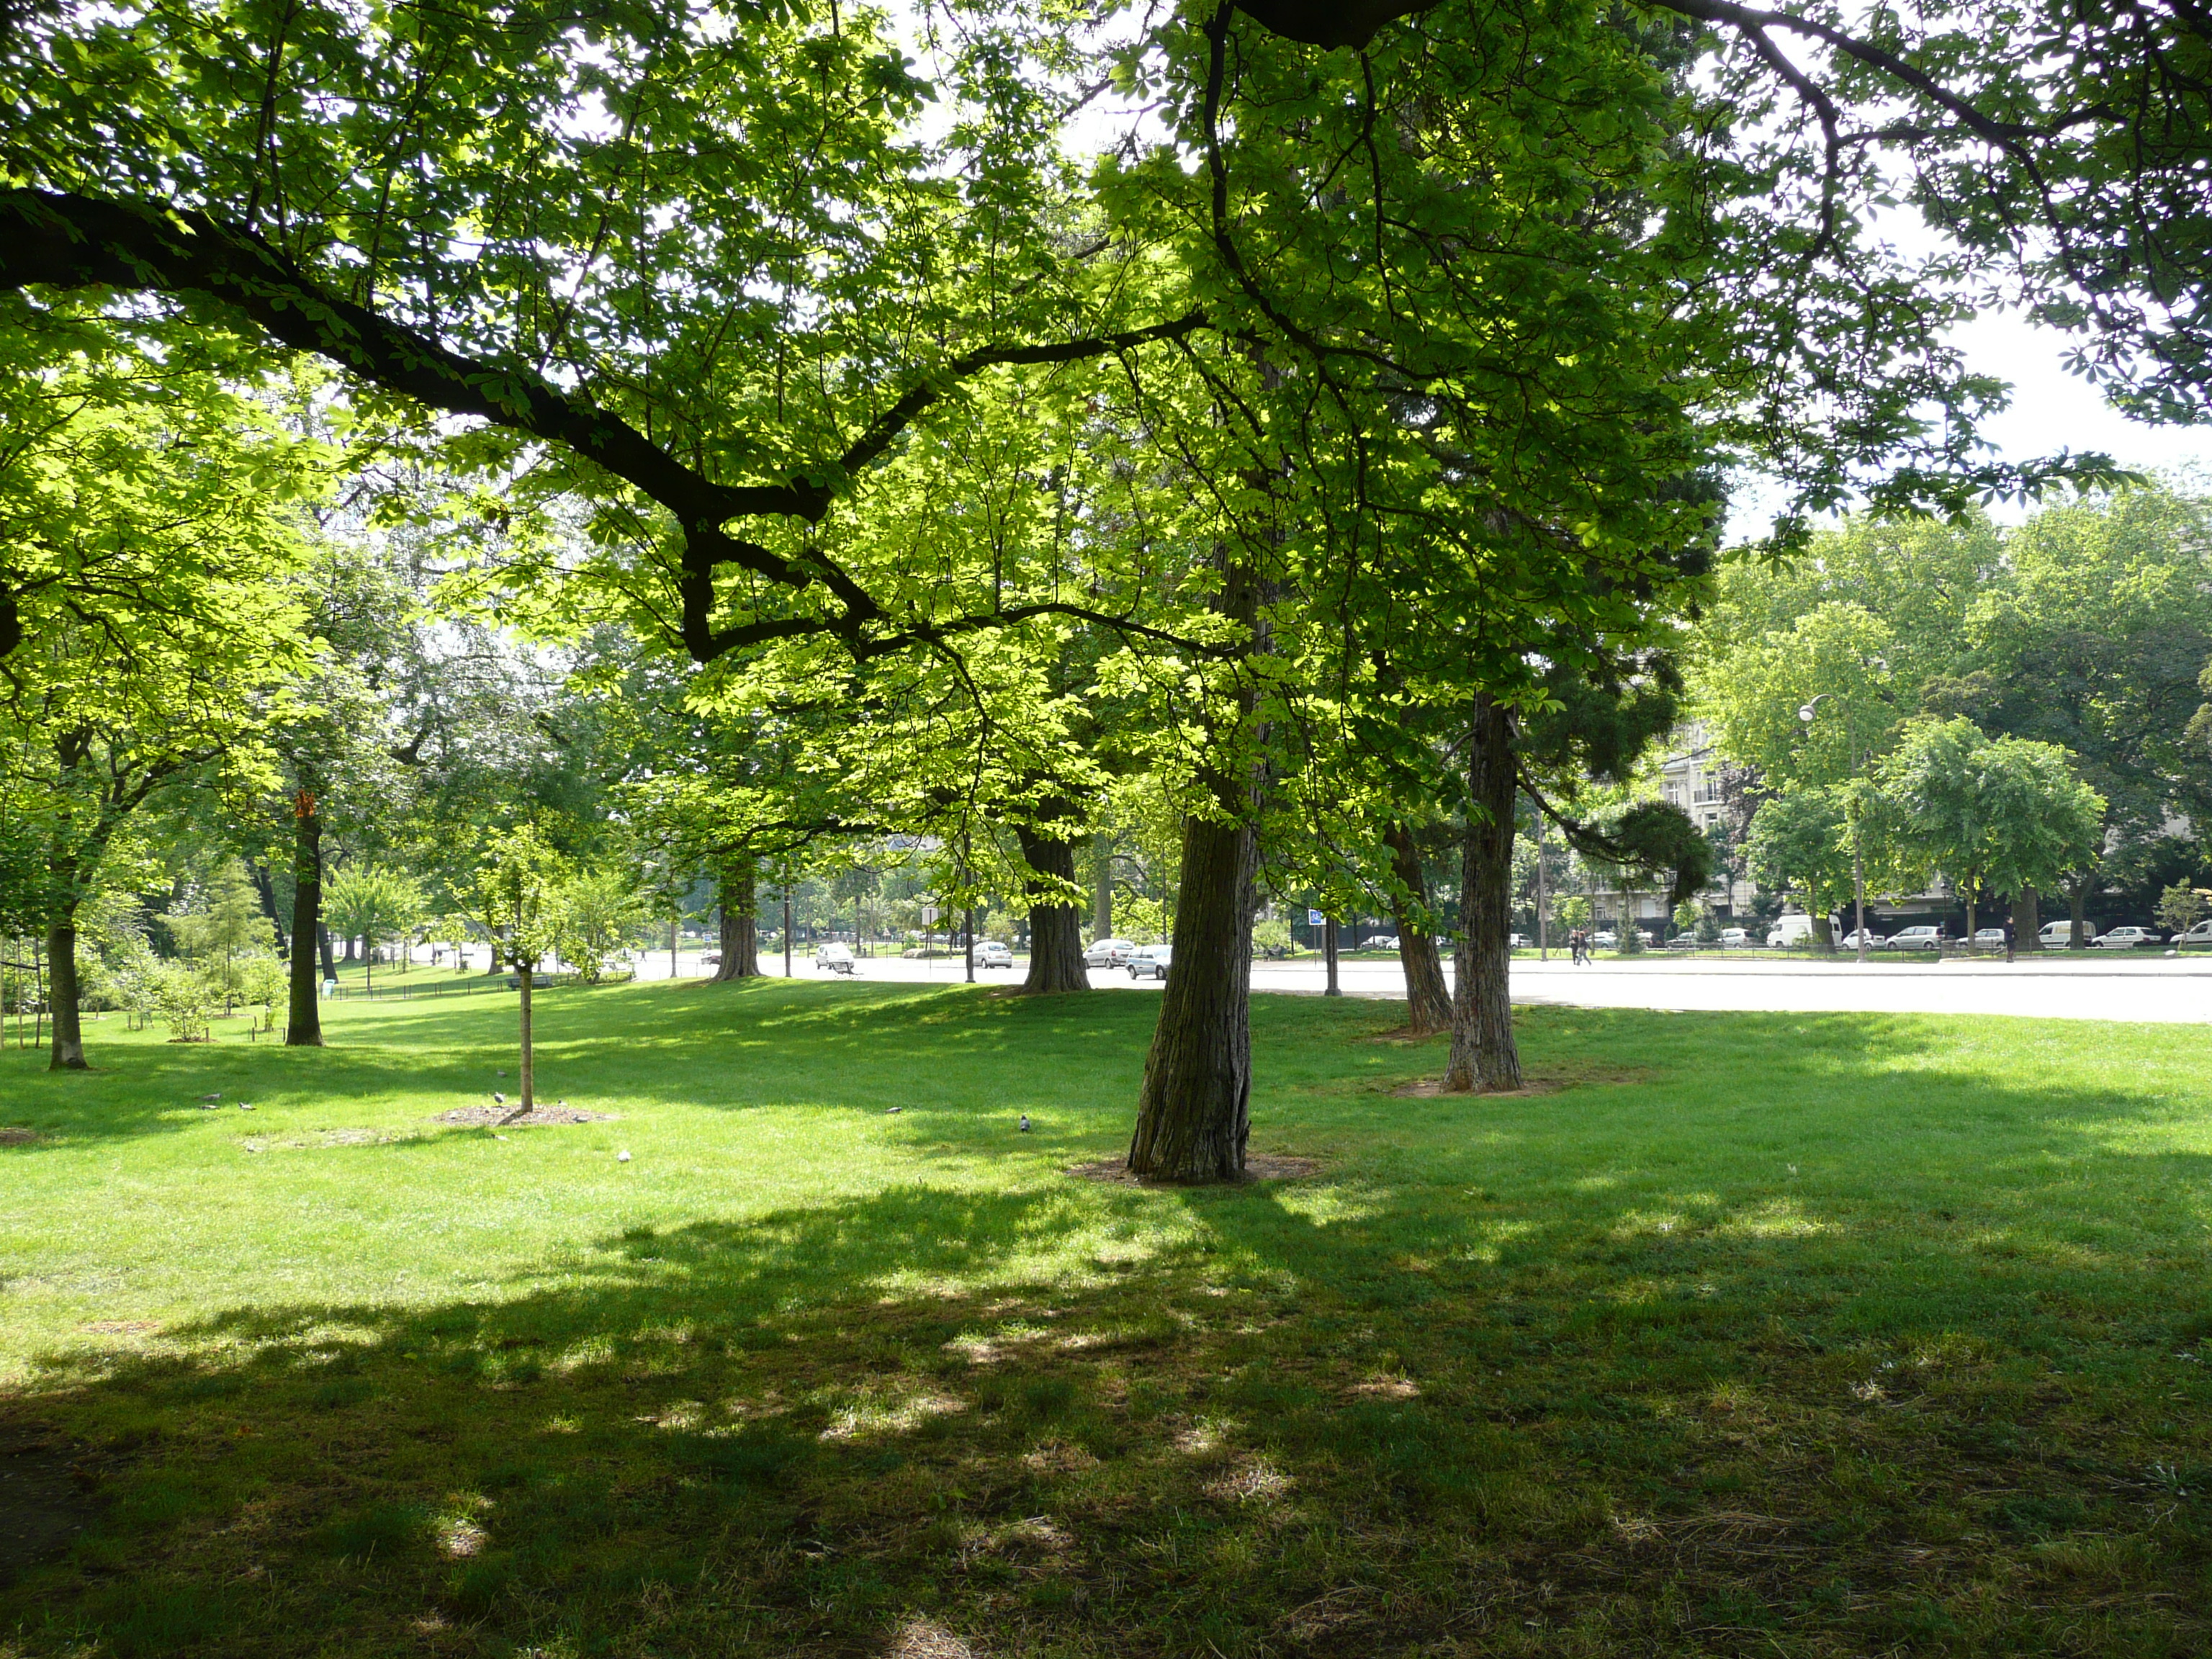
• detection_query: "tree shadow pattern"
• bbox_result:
[4,996,2212,1655]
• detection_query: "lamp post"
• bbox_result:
[1798,693,1870,965]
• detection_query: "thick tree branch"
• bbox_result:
[1,186,1213,665]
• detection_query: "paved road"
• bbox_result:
[647,947,2212,1025]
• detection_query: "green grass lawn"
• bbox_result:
[4,983,2211,1657]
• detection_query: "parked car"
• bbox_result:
[1127,944,1172,981]
[815,942,855,975]
[1366,935,1401,952]
[1971,926,2009,948]
[2095,925,2162,949]
[1083,938,1136,968]
[1888,925,1944,950]
[1506,932,1524,950]
[2175,920,2212,947]
[2040,919,2095,947]
[1712,927,1751,949]
[974,940,1013,969]
[1592,930,1618,948]
[1836,927,1887,951]
[702,950,722,968]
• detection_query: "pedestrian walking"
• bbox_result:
[2003,915,2017,963]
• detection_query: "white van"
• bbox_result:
[1767,913,1820,948]
[2039,920,2095,948]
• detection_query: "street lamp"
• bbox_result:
[1799,693,1872,966]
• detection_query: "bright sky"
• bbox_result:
[1947,307,2212,493]
[1725,307,2212,544]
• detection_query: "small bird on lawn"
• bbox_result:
[617,1150,631,1163]
[239,1102,255,1112]
[886,1105,902,1115]
[1019,1114,1031,1133]
[493,1092,506,1105]
[201,1092,221,1102]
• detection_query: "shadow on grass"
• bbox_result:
[12,1097,2212,1655]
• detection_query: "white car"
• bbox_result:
[2175,920,2212,946]
[1083,938,1136,968]
[814,942,855,974]
[1888,925,1944,950]
[1836,927,1885,951]
[1126,944,1172,980]
[1592,930,1617,948]
[1367,935,1401,952]
[974,940,1013,968]
[2094,925,2162,949]
[1972,926,2009,948]
[1714,927,1751,948]
[2040,920,2095,947]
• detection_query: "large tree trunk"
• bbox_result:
[1017,818,1089,994]
[2014,886,2041,952]
[2067,881,2089,947]
[286,793,324,1046]
[1092,830,1114,941]
[715,859,762,981]
[318,922,338,984]
[1811,913,1836,953]
[1964,891,1978,956]
[1446,695,1523,1092]
[47,919,86,1071]
[1385,823,1452,1036]
[1126,811,1256,1181]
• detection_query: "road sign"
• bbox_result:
[921,904,940,925]
[1307,908,1324,925]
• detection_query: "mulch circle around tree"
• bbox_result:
[0,1128,37,1146]
[434,1106,613,1127]
[1066,1154,1322,1187]
[1390,1077,1568,1100]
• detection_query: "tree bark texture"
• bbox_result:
[251,859,287,951]
[318,922,338,983]
[1385,823,1452,1036]
[511,966,536,1119]
[46,920,85,1070]
[2014,886,2041,951]
[2067,882,2089,947]
[1016,820,1089,995]
[1126,531,1264,1184]
[716,860,762,981]
[1126,810,1256,1181]
[287,796,324,1045]
[1446,696,1524,1092]
[1093,831,1114,941]
[1811,913,1836,953]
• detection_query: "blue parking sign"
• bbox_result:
[1307,908,1324,925]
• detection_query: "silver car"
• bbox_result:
[1126,944,1172,981]
[2094,926,2162,949]
[1083,938,1136,968]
